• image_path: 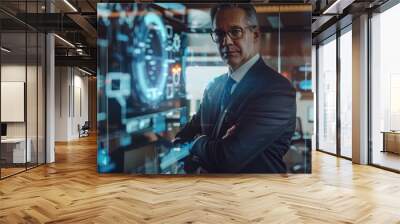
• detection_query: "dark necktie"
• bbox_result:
[221,76,236,111]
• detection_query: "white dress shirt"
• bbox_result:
[228,54,260,94]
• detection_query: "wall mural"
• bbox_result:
[98,3,312,174]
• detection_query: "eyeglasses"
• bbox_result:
[210,26,256,43]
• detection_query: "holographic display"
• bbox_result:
[97,3,188,173]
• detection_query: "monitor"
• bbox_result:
[1,123,7,137]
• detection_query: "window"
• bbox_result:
[371,3,400,171]
[339,28,352,158]
[317,36,337,154]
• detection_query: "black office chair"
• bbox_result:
[78,121,90,138]
[291,117,304,143]
[284,117,311,173]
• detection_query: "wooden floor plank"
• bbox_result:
[0,135,400,223]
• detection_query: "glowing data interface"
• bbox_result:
[97,3,188,173]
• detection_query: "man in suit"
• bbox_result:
[174,3,296,173]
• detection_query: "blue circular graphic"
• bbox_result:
[132,11,169,105]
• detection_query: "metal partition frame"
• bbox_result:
[0,0,47,180]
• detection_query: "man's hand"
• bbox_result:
[222,125,236,139]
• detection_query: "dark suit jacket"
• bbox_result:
[176,58,296,173]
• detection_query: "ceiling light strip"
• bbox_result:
[54,34,75,48]
[322,0,354,15]
[1,47,11,53]
[63,0,78,12]
[78,67,93,76]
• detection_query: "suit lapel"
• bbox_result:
[208,74,228,137]
[214,59,263,138]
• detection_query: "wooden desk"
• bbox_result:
[382,131,400,154]
[1,138,31,163]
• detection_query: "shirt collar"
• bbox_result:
[228,54,260,83]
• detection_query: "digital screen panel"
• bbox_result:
[98,3,185,116]
[97,3,188,173]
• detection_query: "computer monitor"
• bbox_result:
[1,123,7,137]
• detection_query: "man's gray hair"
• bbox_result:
[210,3,259,27]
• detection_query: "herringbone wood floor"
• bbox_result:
[1,135,400,224]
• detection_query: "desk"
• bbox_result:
[1,138,31,163]
[382,131,400,154]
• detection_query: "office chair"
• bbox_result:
[79,121,90,138]
[284,117,311,173]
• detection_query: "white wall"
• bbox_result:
[55,67,68,141]
[55,67,89,141]
[1,63,46,163]
[296,93,314,137]
[1,65,26,140]
[72,72,89,138]
[1,64,26,81]
[1,65,39,138]
[185,66,227,115]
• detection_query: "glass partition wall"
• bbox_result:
[316,26,353,159]
[0,1,46,179]
[0,30,27,177]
